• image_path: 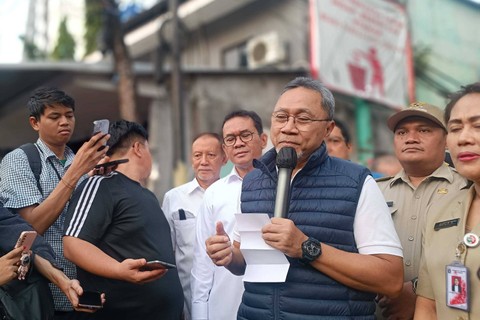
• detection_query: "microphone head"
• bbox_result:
[276,147,297,169]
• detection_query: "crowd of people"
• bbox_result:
[0,79,479,320]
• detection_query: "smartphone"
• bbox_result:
[78,291,103,309]
[94,159,129,170]
[139,260,176,271]
[92,119,110,136]
[14,231,37,252]
[92,119,109,151]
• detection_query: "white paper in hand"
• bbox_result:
[235,213,290,283]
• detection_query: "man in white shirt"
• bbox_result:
[162,133,227,319]
[204,77,403,319]
[191,110,268,320]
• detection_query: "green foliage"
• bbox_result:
[51,17,76,60]
[84,0,103,56]
[19,35,47,60]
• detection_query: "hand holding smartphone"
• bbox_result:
[14,231,36,280]
[139,260,176,271]
[78,291,103,310]
[14,231,37,252]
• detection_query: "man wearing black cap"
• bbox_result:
[376,102,469,319]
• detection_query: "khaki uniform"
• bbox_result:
[417,186,479,320]
[376,163,468,281]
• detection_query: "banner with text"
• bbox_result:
[310,0,414,107]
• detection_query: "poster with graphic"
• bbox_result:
[309,0,414,107]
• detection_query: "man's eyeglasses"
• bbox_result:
[223,131,255,146]
[272,112,331,131]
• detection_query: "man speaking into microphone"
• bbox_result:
[205,77,403,319]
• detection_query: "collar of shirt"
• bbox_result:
[36,138,75,166]
[228,166,244,183]
[390,162,457,187]
[186,178,204,194]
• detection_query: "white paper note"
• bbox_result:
[235,213,290,282]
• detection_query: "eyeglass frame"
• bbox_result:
[223,130,256,146]
[271,111,332,130]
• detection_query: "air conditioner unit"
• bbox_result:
[246,31,287,69]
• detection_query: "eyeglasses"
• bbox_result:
[272,112,331,131]
[223,131,255,146]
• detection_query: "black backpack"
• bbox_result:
[18,143,43,196]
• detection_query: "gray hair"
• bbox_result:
[282,77,335,119]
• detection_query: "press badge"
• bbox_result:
[446,261,469,311]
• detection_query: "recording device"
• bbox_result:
[14,231,37,252]
[92,119,109,136]
[78,291,103,309]
[92,119,109,150]
[139,260,177,271]
[273,147,297,218]
[94,159,129,170]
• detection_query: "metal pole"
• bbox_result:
[169,0,186,162]
[169,0,187,185]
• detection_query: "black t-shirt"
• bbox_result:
[64,172,183,319]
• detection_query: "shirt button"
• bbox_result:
[411,216,417,220]
[415,195,420,199]
[405,261,411,266]
[457,317,465,320]
[408,236,414,241]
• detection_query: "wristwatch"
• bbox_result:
[300,237,322,263]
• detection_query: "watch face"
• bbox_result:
[306,241,321,256]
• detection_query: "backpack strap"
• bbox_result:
[19,143,43,196]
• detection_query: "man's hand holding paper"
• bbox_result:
[261,217,308,259]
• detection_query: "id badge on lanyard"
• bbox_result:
[445,236,477,311]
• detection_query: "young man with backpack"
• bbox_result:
[0,87,109,319]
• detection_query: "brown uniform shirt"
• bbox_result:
[376,163,468,281]
[417,186,478,320]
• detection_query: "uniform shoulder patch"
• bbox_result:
[375,175,394,183]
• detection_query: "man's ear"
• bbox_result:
[221,152,228,165]
[325,121,335,137]
[29,116,40,132]
[131,141,143,158]
[260,133,268,149]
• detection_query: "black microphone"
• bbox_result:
[274,147,297,218]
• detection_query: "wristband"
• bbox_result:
[61,179,75,190]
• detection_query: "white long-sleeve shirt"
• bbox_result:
[191,168,244,320]
[162,178,205,319]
